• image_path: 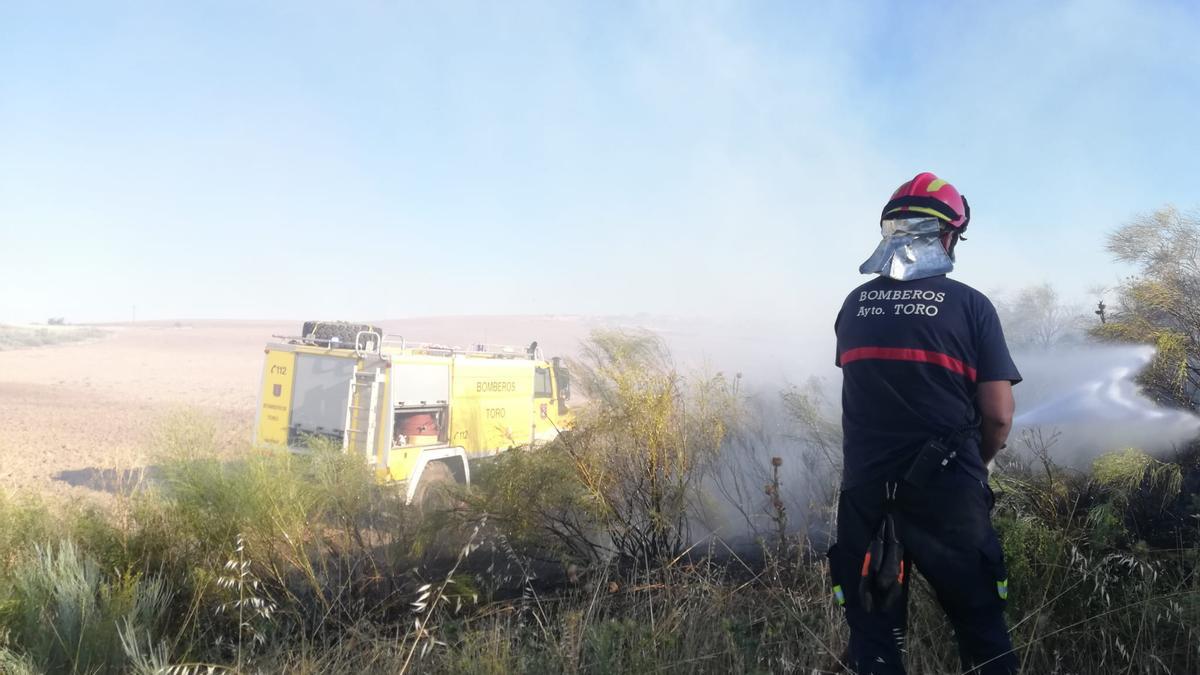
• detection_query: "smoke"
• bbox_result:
[646,319,1200,468]
[1012,345,1200,464]
[635,324,1200,539]
[471,316,1200,540]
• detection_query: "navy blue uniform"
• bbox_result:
[831,274,1021,675]
[836,275,1022,488]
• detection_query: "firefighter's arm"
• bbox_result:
[977,380,1014,465]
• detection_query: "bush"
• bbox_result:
[465,445,605,563]
[0,540,171,675]
[0,493,59,575]
[566,330,737,567]
[990,442,1200,672]
[462,330,740,570]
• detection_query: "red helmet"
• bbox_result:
[881,172,970,230]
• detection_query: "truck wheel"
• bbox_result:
[412,461,458,515]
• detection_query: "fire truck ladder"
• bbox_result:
[343,368,383,464]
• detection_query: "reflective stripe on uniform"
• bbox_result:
[839,346,978,381]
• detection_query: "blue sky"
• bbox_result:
[1,0,1197,323]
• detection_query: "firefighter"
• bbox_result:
[830,172,1021,674]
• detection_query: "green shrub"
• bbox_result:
[565,330,738,567]
[465,446,603,564]
[0,493,58,574]
[1093,448,1182,509]
[989,447,1200,673]
[0,540,171,674]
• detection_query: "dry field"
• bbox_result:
[0,317,600,503]
[0,321,286,501]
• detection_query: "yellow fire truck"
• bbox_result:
[253,322,571,503]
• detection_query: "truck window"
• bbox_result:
[534,367,553,398]
[289,354,356,444]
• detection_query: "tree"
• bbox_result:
[996,283,1083,349]
[1092,206,1200,409]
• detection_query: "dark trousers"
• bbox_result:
[829,466,1019,675]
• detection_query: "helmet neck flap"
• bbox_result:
[859,218,954,281]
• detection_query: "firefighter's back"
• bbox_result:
[834,274,1013,489]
